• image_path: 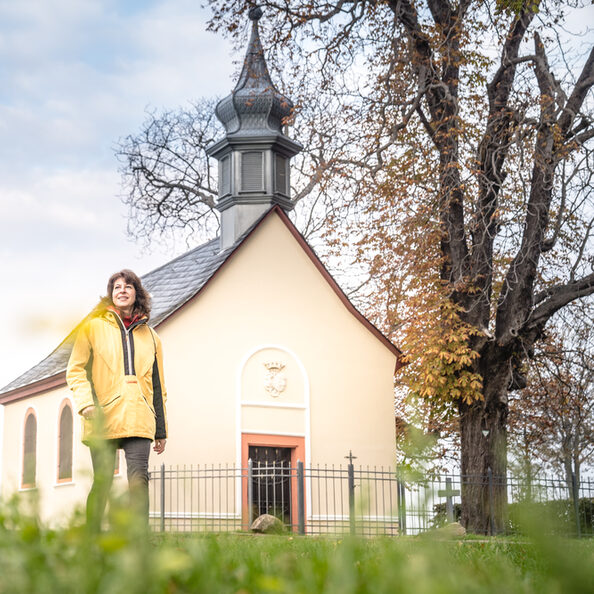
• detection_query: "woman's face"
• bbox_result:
[112,277,136,313]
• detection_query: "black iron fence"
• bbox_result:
[399,470,594,537]
[148,461,594,537]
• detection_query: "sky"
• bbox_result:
[1,1,593,392]
[0,0,239,389]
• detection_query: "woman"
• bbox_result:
[67,269,167,532]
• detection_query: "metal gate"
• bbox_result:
[249,446,291,524]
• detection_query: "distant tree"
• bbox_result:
[395,389,460,478]
[118,1,594,533]
[508,311,594,494]
[116,99,221,247]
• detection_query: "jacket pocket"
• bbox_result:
[101,394,121,409]
[141,393,156,417]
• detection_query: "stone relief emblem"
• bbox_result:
[264,361,287,397]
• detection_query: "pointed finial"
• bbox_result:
[248,6,263,21]
[211,1,297,137]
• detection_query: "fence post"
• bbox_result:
[247,458,254,529]
[297,460,305,535]
[160,463,165,532]
[397,475,406,536]
[488,467,494,536]
[348,461,356,535]
[572,472,581,538]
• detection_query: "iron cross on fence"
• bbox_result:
[437,477,461,523]
[345,450,357,466]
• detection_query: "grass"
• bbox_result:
[0,498,592,593]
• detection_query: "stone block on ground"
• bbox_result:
[250,514,285,534]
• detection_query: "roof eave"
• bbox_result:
[0,371,67,405]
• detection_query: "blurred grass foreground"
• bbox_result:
[0,496,592,594]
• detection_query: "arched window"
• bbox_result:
[57,400,73,482]
[22,408,37,488]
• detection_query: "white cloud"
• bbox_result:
[0,0,235,174]
[0,169,117,234]
[0,0,243,388]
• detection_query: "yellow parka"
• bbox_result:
[66,310,168,443]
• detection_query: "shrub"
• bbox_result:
[508,498,594,536]
[431,502,462,528]
[432,498,593,536]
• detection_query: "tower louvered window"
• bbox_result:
[241,151,264,191]
[275,154,288,195]
[220,155,231,196]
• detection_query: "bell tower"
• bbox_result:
[206,6,302,249]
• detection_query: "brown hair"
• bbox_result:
[97,269,151,320]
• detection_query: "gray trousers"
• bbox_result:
[87,437,151,532]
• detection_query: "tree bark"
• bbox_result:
[459,343,510,533]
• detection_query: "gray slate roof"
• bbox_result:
[0,237,232,395]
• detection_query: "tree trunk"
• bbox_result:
[459,345,510,534]
[563,450,580,498]
[563,455,573,495]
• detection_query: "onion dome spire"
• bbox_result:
[214,6,294,135]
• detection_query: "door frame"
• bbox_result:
[241,433,305,529]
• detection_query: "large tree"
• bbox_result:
[118,1,594,533]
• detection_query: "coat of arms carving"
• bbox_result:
[264,361,287,397]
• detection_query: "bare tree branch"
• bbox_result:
[526,272,594,331]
